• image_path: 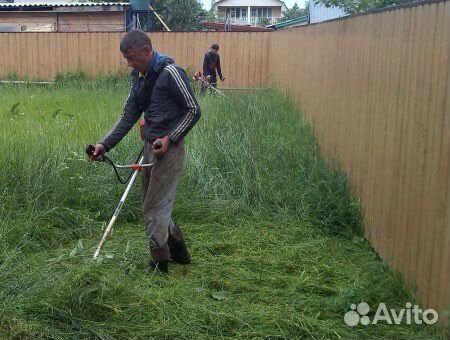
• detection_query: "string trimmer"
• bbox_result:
[193,71,226,97]
[85,140,162,260]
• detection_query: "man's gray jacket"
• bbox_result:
[99,51,201,150]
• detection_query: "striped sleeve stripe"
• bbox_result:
[166,65,198,141]
[166,65,197,140]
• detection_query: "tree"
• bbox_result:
[314,0,418,14]
[151,0,209,31]
[89,0,210,31]
[280,3,308,22]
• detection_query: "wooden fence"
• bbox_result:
[0,0,448,323]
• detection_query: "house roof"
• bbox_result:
[266,15,309,29]
[0,2,129,7]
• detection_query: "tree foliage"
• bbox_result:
[151,0,211,31]
[89,0,211,31]
[280,3,308,22]
[314,0,418,14]
[257,17,271,26]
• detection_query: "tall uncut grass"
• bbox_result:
[0,77,443,339]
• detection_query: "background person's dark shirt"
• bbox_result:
[203,52,223,80]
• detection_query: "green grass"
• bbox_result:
[0,80,444,339]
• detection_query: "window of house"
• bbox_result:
[251,7,273,18]
[226,7,248,20]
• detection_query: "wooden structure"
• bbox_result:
[0,2,129,32]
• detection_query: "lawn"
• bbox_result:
[0,78,443,339]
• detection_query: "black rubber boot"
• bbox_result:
[149,245,170,273]
[149,259,169,273]
[170,239,191,265]
[168,223,191,265]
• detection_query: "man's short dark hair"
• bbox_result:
[211,43,219,50]
[120,30,152,53]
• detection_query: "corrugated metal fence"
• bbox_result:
[0,0,449,322]
[0,31,270,88]
[269,0,449,318]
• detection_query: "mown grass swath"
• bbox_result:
[0,76,443,339]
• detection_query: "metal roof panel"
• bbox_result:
[0,2,129,7]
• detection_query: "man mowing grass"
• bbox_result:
[202,43,225,93]
[90,30,201,273]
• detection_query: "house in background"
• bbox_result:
[211,0,288,26]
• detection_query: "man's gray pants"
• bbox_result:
[141,139,184,259]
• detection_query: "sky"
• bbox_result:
[200,0,308,11]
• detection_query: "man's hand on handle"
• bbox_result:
[89,144,106,161]
[152,136,171,158]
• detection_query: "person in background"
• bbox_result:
[202,43,225,91]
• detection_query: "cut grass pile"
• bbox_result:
[0,79,443,339]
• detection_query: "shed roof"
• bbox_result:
[0,2,129,7]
